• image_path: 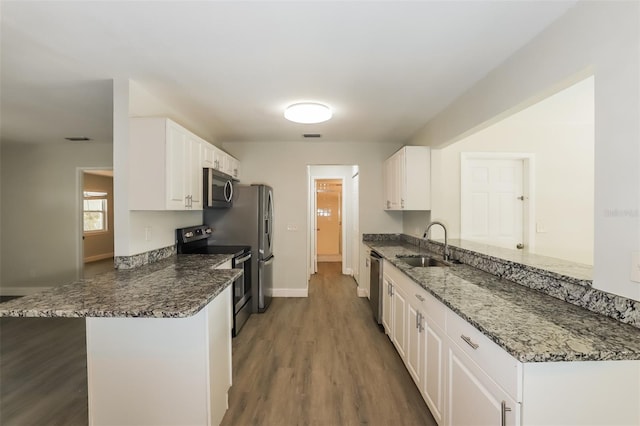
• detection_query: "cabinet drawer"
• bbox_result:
[447,311,521,400]
[408,286,445,330]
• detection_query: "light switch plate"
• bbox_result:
[287,224,298,231]
[631,251,640,283]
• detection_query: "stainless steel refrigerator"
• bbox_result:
[204,184,274,313]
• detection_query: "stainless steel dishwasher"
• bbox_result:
[369,250,383,324]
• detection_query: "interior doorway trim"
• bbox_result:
[307,165,358,281]
[310,175,346,275]
[77,167,114,280]
[460,152,536,251]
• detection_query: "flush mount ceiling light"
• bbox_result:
[284,102,332,124]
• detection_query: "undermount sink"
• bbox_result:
[396,256,461,268]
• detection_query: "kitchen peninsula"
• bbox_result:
[0,254,242,426]
[363,234,640,425]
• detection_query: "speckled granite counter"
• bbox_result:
[0,254,242,318]
[366,240,640,363]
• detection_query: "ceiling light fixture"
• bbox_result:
[284,102,332,124]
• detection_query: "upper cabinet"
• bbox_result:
[130,117,212,210]
[383,146,431,211]
[202,142,240,179]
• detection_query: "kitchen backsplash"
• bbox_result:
[114,245,176,270]
[364,233,640,329]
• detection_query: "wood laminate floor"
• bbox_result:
[0,262,435,426]
[221,262,436,426]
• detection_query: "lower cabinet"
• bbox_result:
[381,259,640,426]
[382,260,518,426]
[422,317,445,425]
[382,274,393,335]
[447,341,519,426]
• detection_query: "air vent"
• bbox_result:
[303,134,322,138]
[65,137,92,142]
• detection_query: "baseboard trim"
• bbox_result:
[84,253,114,263]
[357,287,369,298]
[1,286,52,296]
[344,267,353,276]
[272,288,308,297]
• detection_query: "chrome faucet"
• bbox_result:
[423,221,449,261]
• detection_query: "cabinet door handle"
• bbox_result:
[416,311,420,330]
[401,198,404,208]
[415,294,425,302]
[460,334,479,350]
[501,401,512,426]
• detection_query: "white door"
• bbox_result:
[351,173,360,281]
[462,158,524,250]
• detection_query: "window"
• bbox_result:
[83,191,108,233]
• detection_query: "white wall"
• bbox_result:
[1,141,112,294]
[430,76,594,264]
[410,1,639,301]
[113,80,202,257]
[222,141,403,293]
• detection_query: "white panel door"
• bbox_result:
[462,158,524,250]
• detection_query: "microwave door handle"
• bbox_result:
[224,180,233,202]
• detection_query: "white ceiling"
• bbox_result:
[0,1,577,145]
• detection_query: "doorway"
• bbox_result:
[307,165,359,280]
[80,169,115,278]
[460,153,534,250]
[316,179,343,262]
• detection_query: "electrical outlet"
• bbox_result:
[631,252,640,283]
[144,226,152,242]
[287,224,298,231]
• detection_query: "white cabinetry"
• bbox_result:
[382,260,518,426]
[422,315,445,424]
[359,243,371,294]
[202,143,240,179]
[383,146,431,210]
[382,274,394,335]
[380,258,640,426]
[130,118,202,210]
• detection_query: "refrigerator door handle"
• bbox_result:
[263,256,274,266]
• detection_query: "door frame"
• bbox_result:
[77,167,114,279]
[309,175,346,275]
[460,152,536,251]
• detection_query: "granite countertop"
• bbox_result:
[0,254,242,318]
[366,241,640,363]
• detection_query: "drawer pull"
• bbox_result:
[415,294,425,302]
[460,334,479,350]
[501,400,512,426]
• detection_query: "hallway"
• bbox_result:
[221,262,436,426]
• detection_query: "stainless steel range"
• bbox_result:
[176,225,251,336]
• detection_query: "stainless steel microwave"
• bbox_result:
[203,168,235,208]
